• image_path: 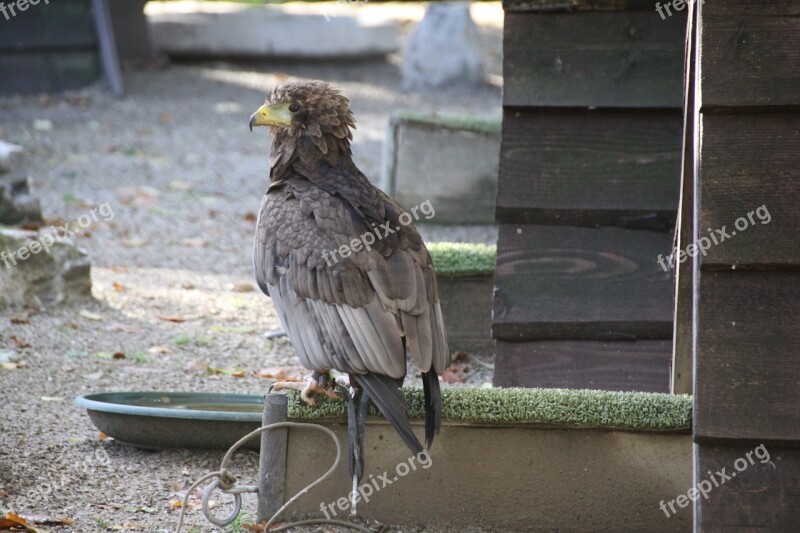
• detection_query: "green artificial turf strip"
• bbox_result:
[394,110,502,136]
[428,242,496,277]
[287,386,692,432]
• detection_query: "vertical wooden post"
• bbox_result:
[671,0,697,395]
[257,393,288,523]
[692,0,800,529]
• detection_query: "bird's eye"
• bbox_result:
[288,103,300,113]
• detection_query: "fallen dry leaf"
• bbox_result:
[0,489,8,497]
[158,315,188,323]
[184,359,208,372]
[147,345,172,355]
[243,212,257,222]
[79,310,104,321]
[9,316,29,325]
[207,366,246,377]
[441,367,467,384]
[243,521,268,532]
[108,322,140,333]
[122,238,148,248]
[112,352,126,359]
[0,512,39,532]
[10,336,30,349]
[179,238,207,248]
[232,282,254,293]
[98,432,110,441]
[256,366,305,382]
[168,180,192,191]
[112,282,127,292]
[18,515,74,526]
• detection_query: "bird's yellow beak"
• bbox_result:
[249,103,292,131]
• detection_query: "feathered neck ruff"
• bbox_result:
[267,81,357,182]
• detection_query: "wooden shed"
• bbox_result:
[494,0,800,529]
[493,0,686,393]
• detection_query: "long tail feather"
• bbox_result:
[352,373,423,455]
[345,391,362,481]
[422,371,442,449]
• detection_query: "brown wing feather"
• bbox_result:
[254,170,448,378]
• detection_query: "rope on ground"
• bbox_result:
[173,421,372,533]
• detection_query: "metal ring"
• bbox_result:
[201,479,242,527]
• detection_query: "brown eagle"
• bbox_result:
[249,80,448,481]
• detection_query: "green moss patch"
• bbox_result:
[287,386,692,432]
[394,111,501,136]
[428,242,496,277]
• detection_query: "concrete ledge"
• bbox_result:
[145,1,398,58]
[271,387,692,530]
[382,111,501,224]
[430,243,496,354]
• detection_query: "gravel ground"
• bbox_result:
[0,4,502,532]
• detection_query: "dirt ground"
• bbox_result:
[0,4,503,532]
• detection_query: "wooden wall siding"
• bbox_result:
[690,0,800,529]
[694,271,800,443]
[0,0,101,95]
[493,340,671,392]
[699,1,800,109]
[493,224,673,340]
[698,113,800,267]
[497,109,682,228]
[503,11,686,108]
[696,445,800,530]
[493,3,686,391]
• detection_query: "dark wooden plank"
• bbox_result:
[695,444,800,530]
[503,11,686,108]
[697,113,800,268]
[438,275,494,355]
[695,271,800,443]
[0,51,101,95]
[700,1,800,109]
[497,109,681,227]
[504,0,663,12]
[493,339,671,392]
[492,224,674,341]
[671,0,696,395]
[258,393,288,522]
[0,0,96,51]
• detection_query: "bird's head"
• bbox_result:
[249,81,355,162]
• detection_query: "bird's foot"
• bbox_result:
[272,371,339,406]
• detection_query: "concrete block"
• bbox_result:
[382,112,501,224]
[402,2,485,89]
[280,416,691,530]
[146,1,398,58]
[0,227,92,308]
[0,141,42,226]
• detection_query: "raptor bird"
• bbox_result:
[249,81,449,489]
